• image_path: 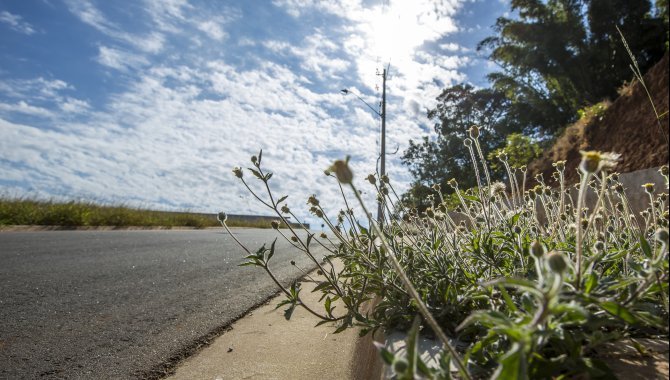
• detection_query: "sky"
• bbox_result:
[0,0,508,227]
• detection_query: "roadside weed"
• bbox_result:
[223,142,668,379]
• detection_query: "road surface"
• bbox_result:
[0,228,323,379]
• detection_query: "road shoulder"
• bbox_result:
[167,272,364,380]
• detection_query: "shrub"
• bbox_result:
[223,140,668,379]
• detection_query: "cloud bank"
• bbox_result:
[0,0,501,227]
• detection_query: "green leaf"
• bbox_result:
[498,285,518,313]
[274,298,293,310]
[493,342,528,380]
[333,315,352,333]
[324,296,332,314]
[483,277,544,299]
[289,281,301,299]
[257,149,263,166]
[639,235,652,258]
[248,168,263,180]
[357,222,369,236]
[599,301,638,324]
[403,315,421,380]
[463,194,481,203]
[277,195,288,204]
[584,272,598,294]
[284,303,296,320]
[551,302,589,323]
[266,238,277,262]
[306,233,314,248]
[373,342,396,365]
[238,261,261,267]
[265,172,273,181]
[312,281,332,293]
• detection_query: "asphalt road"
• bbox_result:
[0,228,323,379]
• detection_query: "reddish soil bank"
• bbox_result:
[529,52,669,185]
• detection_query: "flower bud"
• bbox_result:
[655,228,669,246]
[366,174,376,185]
[530,240,545,258]
[468,125,480,139]
[660,165,669,176]
[546,251,567,273]
[329,158,353,184]
[593,240,605,252]
[291,236,299,242]
[271,220,280,229]
[307,195,319,206]
[552,160,566,171]
[217,212,227,223]
[642,183,655,194]
[463,138,472,147]
[251,155,258,165]
[281,205,290,214]
[497,151,508,161]
[233,167,243,178]
[320,232,327,239]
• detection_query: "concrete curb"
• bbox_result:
[167,269,379,379]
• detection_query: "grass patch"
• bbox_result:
[0,198,282,229]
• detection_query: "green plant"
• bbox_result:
[576,102,609,121]
[224,139,668,378]
[487,133,542,177]
[0,197,284,229]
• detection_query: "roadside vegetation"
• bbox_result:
[401,0,668,211]
[225,143,668,378]
[223,1,669,378]
[0,198,280,229]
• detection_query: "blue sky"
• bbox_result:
[0,0,508,226]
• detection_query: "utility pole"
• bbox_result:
[340,64,389,227]
[377,67,387,227]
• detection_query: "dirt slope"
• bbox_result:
[529,52,669,185]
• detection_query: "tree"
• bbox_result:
[479,0,667,135]
[401,85,512,209]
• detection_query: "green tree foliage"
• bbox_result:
[488,133,543,176]
[401,85,511,210]
[479,0,667,133]
[402,0,667,209]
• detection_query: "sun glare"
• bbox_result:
[367,1,446,61]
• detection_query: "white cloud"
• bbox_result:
[0,101,54,118]
[64,0,165,53]
[0,77,70,99]
[197,20,226,40]
[263,32,351,77]
[59,98,91,114]
[1,0,489,227]
[0,10,36,35]
[96,45,149,71]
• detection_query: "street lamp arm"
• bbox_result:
[341,89,382,117]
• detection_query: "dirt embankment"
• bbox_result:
[529,52,669,185]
